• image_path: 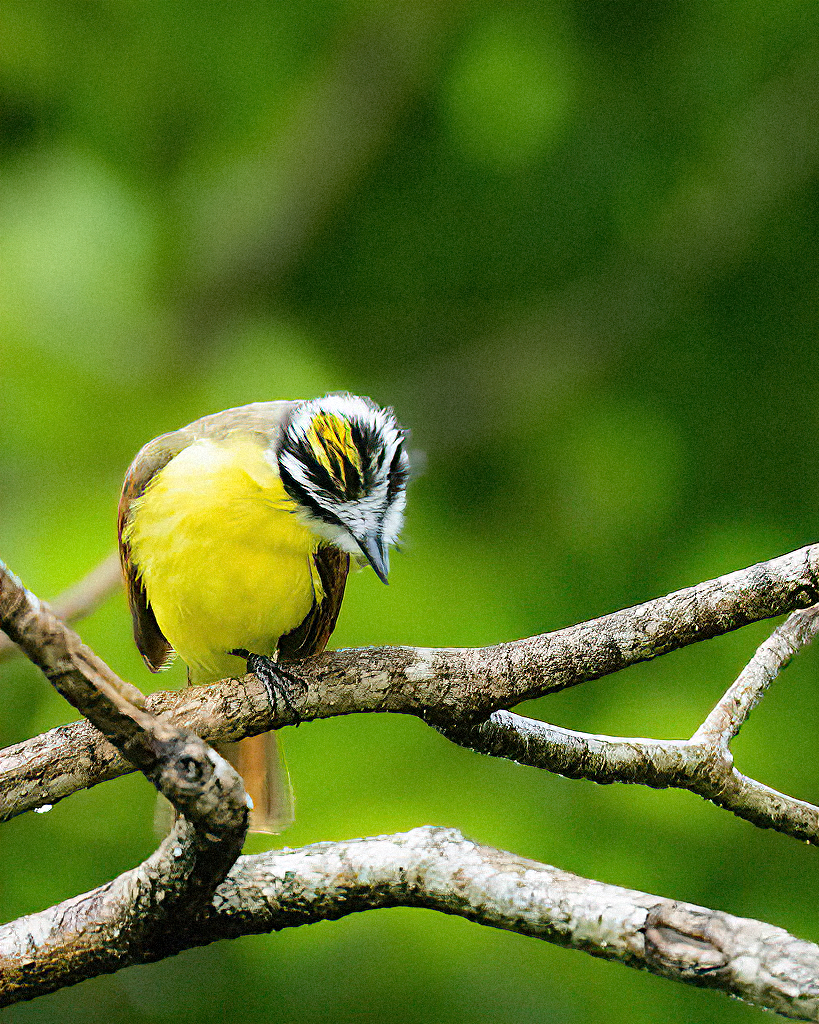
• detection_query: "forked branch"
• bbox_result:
[3,546,819,845]
[0,559,250,980]
[439,604,819,842]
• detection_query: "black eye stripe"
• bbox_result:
[387,445,409,502]
[278,462,327,521]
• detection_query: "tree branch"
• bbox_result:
[692,604,819,747]
[439,604,819,843]
[1,826,817,1017]
[3,545,819,841]
[0,559,247,834]
[4,549,819,1013]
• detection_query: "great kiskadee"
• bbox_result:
[118,394,409,830]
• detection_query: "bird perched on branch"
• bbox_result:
[118,394,410,830]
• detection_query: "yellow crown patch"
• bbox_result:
[305,413,362,490]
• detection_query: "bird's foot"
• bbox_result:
[230,649,307,724]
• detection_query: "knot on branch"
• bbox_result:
[149,733,213,791]
[643,904,730,980]
[146,733,250,838]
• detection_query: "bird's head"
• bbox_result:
[276,394,409,583]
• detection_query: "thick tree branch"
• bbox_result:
[3,550,819,1013]
[1,826,818,1018]
[3,546,819,841]
[0,559,248,838]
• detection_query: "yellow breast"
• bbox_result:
[125,435,322,683]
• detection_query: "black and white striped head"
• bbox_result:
[276,394,409,583]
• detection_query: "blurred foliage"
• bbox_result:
[2,1,819,1020]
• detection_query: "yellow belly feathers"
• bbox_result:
[125,435,322,684]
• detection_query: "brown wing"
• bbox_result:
[118,440,179,671]
[277,545,350,662]
[119,401,300,672]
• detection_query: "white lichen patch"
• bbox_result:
[732,953,763,986]
[405,650,437,683]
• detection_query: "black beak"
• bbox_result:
[357,532,390,584]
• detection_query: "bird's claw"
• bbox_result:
[230,648,307,724]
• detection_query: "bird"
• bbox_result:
[118,393,409,831]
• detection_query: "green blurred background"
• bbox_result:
[2,2,819,1020]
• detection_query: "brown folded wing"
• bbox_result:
[278,544,350,661]
[117,440,180,671]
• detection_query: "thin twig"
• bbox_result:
[693,605,819,747]
[0,550,122,662]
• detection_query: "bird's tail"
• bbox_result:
[154,731,294,836]
[221,732,295,834]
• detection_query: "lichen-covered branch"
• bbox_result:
[0,815,232,1004]
[448,711,819,842]
[3,550,819,1012]
[1,826,817,1018]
